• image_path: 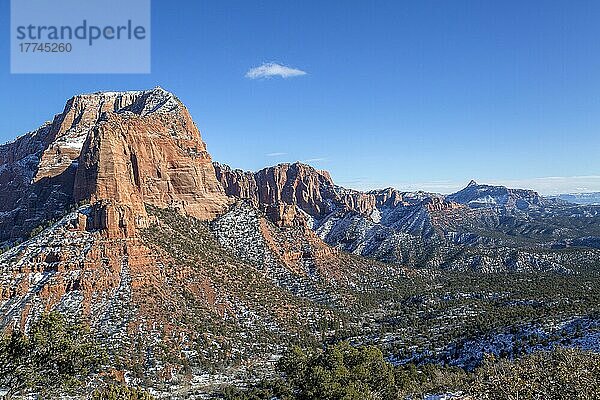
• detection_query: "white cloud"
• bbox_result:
[266,152,287,157]
[245,62,307,79]
[303,157,327,163]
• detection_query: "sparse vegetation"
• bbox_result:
[470,348,600,400]
[0,312,105,398]
[221,343,600,400]
[1,205,599,398]
[91,384,156,400]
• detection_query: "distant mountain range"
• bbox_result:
[556,192,600,205]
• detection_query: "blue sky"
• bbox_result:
[1,0,599,194]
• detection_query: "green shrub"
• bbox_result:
[91,384,156,400]
[224,342,398,400]
[470,348,600,399]
[222,379,293,400]
[221,343,600,400]
[0,312,105,398]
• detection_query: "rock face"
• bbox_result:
[214,162,375,226]
[0,88,228,243]
[0,89,239,380]
[73,90,229,227]
[0,89,366,387]
[447,180,543,210]
[0,121,74,244]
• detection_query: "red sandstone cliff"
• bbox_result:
[214,162,376,225]
[0,88,228,242]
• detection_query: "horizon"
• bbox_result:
[0,85,597,196]
[1,1,599,195]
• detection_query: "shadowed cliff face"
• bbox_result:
[0,121,71,244]
[0,88,228,243]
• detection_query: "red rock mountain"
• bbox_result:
[214,162,376,226]
[0,89,382,386]
[0,88,228,242]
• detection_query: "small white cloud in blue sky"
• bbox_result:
[266,152,287,157]
[303,157,327,163]
[246,62,307,79]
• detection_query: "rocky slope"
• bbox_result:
[215,164,600,271]
[0,89,241,386]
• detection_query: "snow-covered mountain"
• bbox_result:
[447,180,544,210]
[0,89,405,390]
